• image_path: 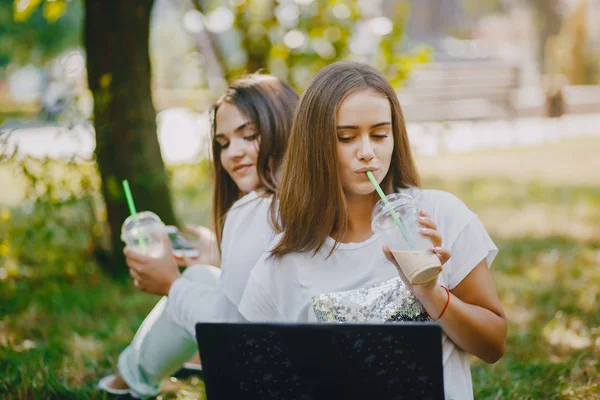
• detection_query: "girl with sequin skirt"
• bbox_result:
[97,74,298,399]
[238,61,507,400]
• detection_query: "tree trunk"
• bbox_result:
[85,0,177,278]
[530,0,562,74]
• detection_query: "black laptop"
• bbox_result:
[195,322,444,400]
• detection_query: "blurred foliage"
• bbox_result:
[0,127,215,281]
[4,0,431,91]
[462,0,598,85]
[196,0,431,90]
[0,131,105,279]
[168,159,214,227]
[151,1,206,92]
[377,1,431,87]
[547,0,595,85]
[1,0,82,67]
[13,0,68,23]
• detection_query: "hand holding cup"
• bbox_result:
[124,232,181,296]
[382,210,451,293]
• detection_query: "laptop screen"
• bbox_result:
[196,322,444,400]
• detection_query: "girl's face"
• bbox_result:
[215,102,261,193]
[335,89,394,198]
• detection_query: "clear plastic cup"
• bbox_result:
[371,193,442,285]
[121,211,166,258]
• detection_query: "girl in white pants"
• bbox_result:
[97,74,298,398]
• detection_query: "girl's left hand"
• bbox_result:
[417,209,451,265]
[383,210,451,292]
[124,233,181,296]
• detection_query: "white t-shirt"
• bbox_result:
[167,191,276,336]
[238,187,498,400]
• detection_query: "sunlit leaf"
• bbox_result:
[416,45,433,64]
[43,0,67,23]
[0,240,10,257]
[12,0,43,22]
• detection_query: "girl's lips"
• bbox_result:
[234,165,252,174]
[355,167,379,175]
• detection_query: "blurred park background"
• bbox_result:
[1,0,599,398]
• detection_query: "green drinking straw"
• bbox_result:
[122,179,146,248]
[366,171,415,249]
[122,179,138,216]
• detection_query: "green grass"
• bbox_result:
[436,172,600,399]
[0,271,206,399]
[1,143,600,399]
[470,236,599,399]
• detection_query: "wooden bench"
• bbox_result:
[399,61,520,122]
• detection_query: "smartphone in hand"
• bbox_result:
[166,226,200,258]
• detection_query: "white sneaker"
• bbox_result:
[97,374,145,398]
[182,362,203,371]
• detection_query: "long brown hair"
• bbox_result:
[271,61,420,258]
[211,74,298,247]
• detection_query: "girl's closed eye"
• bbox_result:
[337,134,355,143]
[243,132,260,142]
[372,133,389,140]
[218,140,230,149]
[371,128,391,139]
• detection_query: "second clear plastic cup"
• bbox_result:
[121,211,166,258]
[372,193,442,285]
